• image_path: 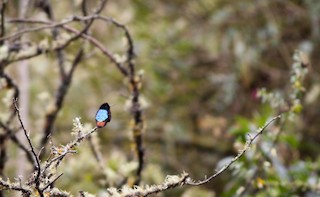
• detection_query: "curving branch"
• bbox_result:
[6,16,129,75]
[55,0,108,50]
[107,115,280,196]
[0,134,6,183]
[186,115,280,186]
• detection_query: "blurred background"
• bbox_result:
[1,0,320,196]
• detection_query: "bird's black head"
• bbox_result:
[99,103,110,110]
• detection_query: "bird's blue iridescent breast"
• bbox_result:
[95,109,109,122]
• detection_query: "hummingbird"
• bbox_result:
[95,103,111,128]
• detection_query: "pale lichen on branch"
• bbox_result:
[104,115,280,197]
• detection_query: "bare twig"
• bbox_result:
[107,116,280,196]
[1,18,81,41]
[109,173,190,197]
[0,178,31,195]
[6,16,129,75]
[0,120,34,165]
[0,134,6,177]
[42,126,98,175]
[186,116,280,186]
[0,0,7,46]
[42,173,63,191]
[36,0,67,79]
[13,99,43,196]
[118,18,145,185]
[63,25,128,76]
[238,118,286,196]
[56,0,107,50]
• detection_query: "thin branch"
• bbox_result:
[239,115,287,196]
[108,116,280,196]
[56,0,108,50]
[0,0,7,45]
[6,16,129,75]
[41,173,63,191]
[0,179,31,195]
[42,126,98,175]
[0,120,34,165]
[62,25,128,76]
[36,0,67,79]
[0,72,20,124]
[118,16,144,185]
[109,173,190,197]
[1,18,80,42]
[13,99,43,197]
[186,115,280,186]
[0,134,7,177]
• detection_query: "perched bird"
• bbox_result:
[95,103,111,128]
